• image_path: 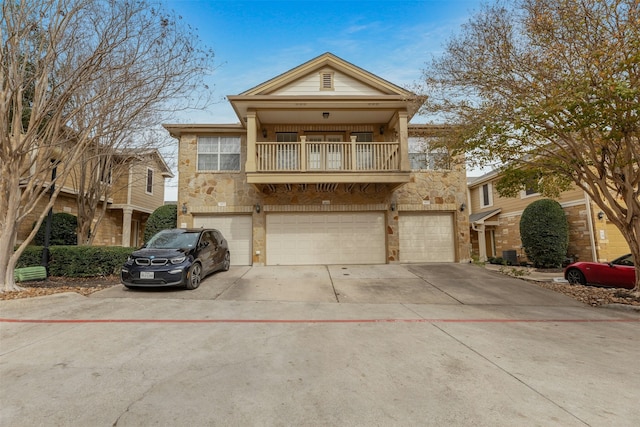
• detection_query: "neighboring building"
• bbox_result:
[164,53,469,266]
[18,149,173,248]
[467,170,630,264]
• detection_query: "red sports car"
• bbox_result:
[564,254,636,289]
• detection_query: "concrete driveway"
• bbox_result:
[1,263,639,426]
[93,263,581,306]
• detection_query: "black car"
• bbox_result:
[121,228,230,290]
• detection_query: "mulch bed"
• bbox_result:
[0,276,120,300]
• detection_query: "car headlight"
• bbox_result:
[170,256,186,264]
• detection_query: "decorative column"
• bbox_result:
[246,110,257,172]
[300,136,307,172]
[397,111,410,171]
[476,224,487,262]
[122,207,133,247]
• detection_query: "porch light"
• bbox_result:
[181,203,187,214]
[460,203,466,212]
[380,126,384,135]
[322,112,330,119]
[597,211,605,220]
[262,128,267,138]
[390,202,396,211]
[255,203,261,213]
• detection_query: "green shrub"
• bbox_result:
[34,212,78,245]
[519,199,569,268]
[15,246,44,268]
[143,204,177,242]
[17,245,133,277]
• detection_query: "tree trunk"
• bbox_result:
[0,218,21,293]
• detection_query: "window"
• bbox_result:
[408,152,450,170]
[480,183,493,208]
[351,132,373,142]
[408,136,450,170]
[98,157,112,184]
[276,133,299,170]
[146,168,153,194]
[320,72,334,90]
[197,136,241,171]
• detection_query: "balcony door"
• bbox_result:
[307,134,343,170]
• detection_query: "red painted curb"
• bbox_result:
[1,317,638,324]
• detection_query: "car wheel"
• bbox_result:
[222,252,230,271]
[185,262,202,290]
[566,268,586,285]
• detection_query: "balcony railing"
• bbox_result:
[254,139,400,172]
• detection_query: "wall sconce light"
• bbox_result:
[460,203,466,212]
[181,203,187,214]
[255,203,261,213]
[390,202,396,212]
[262,128,267,138]
[322,112,330,119]
[597,211,605,220]
[380,126,384,135]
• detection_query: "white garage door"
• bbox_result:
[193,215,252,265]
[266,212,385,265]
[399,213,455,262]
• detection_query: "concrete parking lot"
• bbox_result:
[1,263,639,426]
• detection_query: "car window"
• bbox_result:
[147,231,199,249]
[201,231,216,248]
[613,255,634,267]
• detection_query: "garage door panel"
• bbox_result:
[266,213,385,265]
[193,215,252,265]
[399,213,455,263]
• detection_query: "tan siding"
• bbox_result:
[273,69,383,96]
[110,169,130,204]
[128,162,165,210]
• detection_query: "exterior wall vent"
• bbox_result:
[320,72,334,90]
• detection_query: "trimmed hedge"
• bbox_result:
[34,212,78,245]
[519,199,569,268]
[17,246,133,277]
[144,204,177,242]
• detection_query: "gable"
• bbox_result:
[239,52,412,98]
[271,67,387,96]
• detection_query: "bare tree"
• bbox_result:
[0,0,212,291]
[422,0,640,293]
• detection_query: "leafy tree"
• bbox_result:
[143,205,177,243]
[422,0,640,292]
[1,0,212,291]
[33,213,78,246]
[520,200,569,268]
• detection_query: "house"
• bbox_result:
[467,170,631,264]
[164,53,469,266]
[17,149,173,248]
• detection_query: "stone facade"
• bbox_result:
[177,133,470,265]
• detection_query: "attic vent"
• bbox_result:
[320,72,334,90]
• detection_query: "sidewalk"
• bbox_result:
[483,262,566,282]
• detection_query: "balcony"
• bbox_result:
[246,137,411,186]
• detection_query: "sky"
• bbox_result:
[161,0,487,199]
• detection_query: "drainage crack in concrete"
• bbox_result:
[326,265,340,303]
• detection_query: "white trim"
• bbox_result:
[145,167,154,195]
[520,189,540,199]
[480,183,493,208]
[499,198,587,218]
